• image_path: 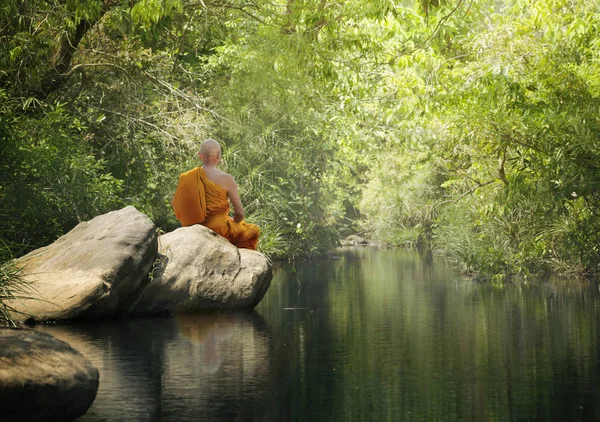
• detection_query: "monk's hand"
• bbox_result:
[234,212,244,223]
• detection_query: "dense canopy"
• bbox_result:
[1,0,600,281]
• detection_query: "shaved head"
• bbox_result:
[199,139,221,165]
[200,139,221,156]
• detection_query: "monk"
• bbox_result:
[171,139,260,250]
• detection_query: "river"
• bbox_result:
[36,247,600,421]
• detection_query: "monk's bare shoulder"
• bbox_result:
[211,171,236,192]
[220,173,237,191]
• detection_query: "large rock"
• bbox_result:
[8,206,158,322]
[128,225,272,314]
[0,328,99,422]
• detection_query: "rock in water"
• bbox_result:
[0,328,99,422]
[6,207,270,320]
[8,206,158,322]
[341,234,369,246]
[129,225,272,314]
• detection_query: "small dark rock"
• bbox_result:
[0,328,99,422]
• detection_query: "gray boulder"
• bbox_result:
[128,225,272,314]
[0,328,99,422]
[341,234,369,246]
[8,206,158,322]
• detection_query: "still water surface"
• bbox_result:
[37,247,600,421]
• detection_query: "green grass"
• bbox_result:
[0,245,32,327]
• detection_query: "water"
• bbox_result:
[36,247,600,421]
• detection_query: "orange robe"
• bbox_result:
[171,167,260,250]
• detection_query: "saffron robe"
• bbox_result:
[171,167,260,250]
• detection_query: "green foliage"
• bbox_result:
[1,0,599,279]
[436,0,600,278]
[360,148,441,246]
[353,0,600,279]
[0,103,123,250]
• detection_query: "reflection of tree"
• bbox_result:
[257,248,600,421]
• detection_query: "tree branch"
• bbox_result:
[143,71,233,123]
[437,179,498,207]
[37,0,126,99]
[185,1,266,23]
[75,99,182,147]
[401,0,465,56]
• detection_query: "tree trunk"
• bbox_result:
[37,0,122,99]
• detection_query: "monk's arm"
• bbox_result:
[226,175,245,223]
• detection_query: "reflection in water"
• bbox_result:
[161,313,270,420]
[36,312,270,421]
[256,247,600,421]
[176,313,238,374]
[35,248,600,421]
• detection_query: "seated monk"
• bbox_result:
[171,139,260,250]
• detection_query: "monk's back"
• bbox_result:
[171,138,260,250]
[203,167,230,192]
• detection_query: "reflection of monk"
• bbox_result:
[176,313,237,374]
[171,139,260,250]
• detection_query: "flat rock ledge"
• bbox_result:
[0,328,99,422]
[8,207,272,323]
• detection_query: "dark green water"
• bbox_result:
[37,247,600,421]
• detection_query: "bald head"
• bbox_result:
[201,139,220,155]
[199,139,221,165]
